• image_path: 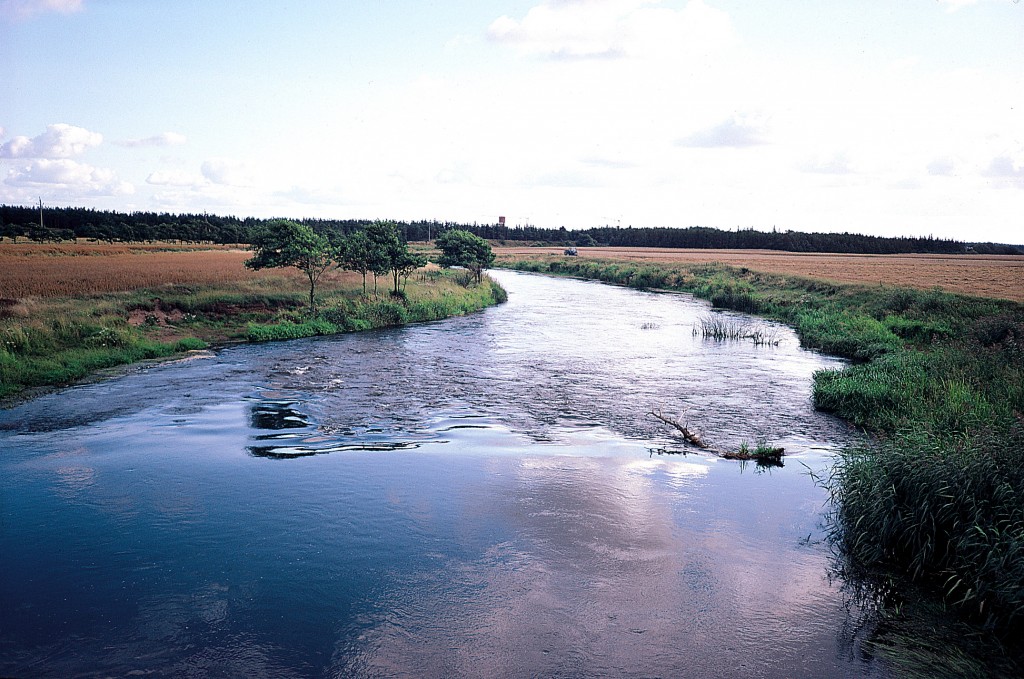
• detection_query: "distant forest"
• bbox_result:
[1,204,1019,255]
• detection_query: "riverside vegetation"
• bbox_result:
[504,254,1024,675]
[0,225,505,403]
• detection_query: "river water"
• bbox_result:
[0,270,884,678]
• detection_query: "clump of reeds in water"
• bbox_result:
[747,327,781,346]
[694,314,750,340]
[693,314,780,345]
[724,440,785,466]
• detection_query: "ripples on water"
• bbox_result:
[0,271,884,677]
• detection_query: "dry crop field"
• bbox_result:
[0,242,358,299]
[496,246,1024,302]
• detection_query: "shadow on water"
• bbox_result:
[247,441,421,459]
[245,394,424,458]
[249,399,311,430]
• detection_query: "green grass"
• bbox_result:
[0,333,206,399]
[503,257,1024,658]
[245,276,506,342]
[730,440,785,466]
[1,270,505,401]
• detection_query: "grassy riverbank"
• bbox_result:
[0,257,505,403]
[502,256,1024,671]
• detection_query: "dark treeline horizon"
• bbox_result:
[1,204,1019,255]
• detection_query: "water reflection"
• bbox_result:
[249,399,311,430]
[0,271,880,678]
[245,392,427,458]
[247,441,421,459]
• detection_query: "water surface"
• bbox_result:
[0,271,882,677]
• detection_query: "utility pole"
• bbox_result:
[38,197,44,229]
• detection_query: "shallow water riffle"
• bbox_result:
[0,270,884,678]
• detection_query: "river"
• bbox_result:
[0,270,885,677]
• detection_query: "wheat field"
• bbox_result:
[495,247,1024,302]
[0,244,360,299]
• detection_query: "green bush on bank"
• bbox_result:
[503,257,1024,643]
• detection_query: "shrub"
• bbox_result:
[795,309,902,360]
[362,299,409,327]
[884,315,953,344]
[246,320,339,342]
[174,337,208,351]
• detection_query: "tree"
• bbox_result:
[363,220,400,296]
[390,247,427,295]
[435,229,495,284]
[363,220,426,296]
[245,219,337,314]
[1,222,25,243]
[339,229,377,295]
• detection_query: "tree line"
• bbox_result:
[1,204,1018,255]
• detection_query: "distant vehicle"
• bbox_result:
[564,247,578,256]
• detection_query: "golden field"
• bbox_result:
[4,241,1021,303]
[0,243,360,299]
[495,246,1024,302]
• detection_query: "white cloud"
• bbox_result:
[4,158,132,195]
[115,132,187,148]
[200,158,256,186]
[488,0,736,61]
[146,169,204,186]
[0,123,102,158]
[800,153,855,175]
[0,0,83,21]
[677,117,767,148]
[983,155,1024,189]
[926,157,958,176]
[275,185,347,206]
[984,155,1024,178]
[937,0,986,11]
[527,167,604,188]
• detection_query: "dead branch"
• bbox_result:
[648,410,709,449]
[648,409,785,465]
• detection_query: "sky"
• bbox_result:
[1,0,1022,242]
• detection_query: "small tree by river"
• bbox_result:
[349,220,425,297]
[435,229,495,285]
[245,219,337,314]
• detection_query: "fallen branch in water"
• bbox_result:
[647,409,784,465]
[648,409,709,449]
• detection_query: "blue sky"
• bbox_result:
[2,0,1022,242]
